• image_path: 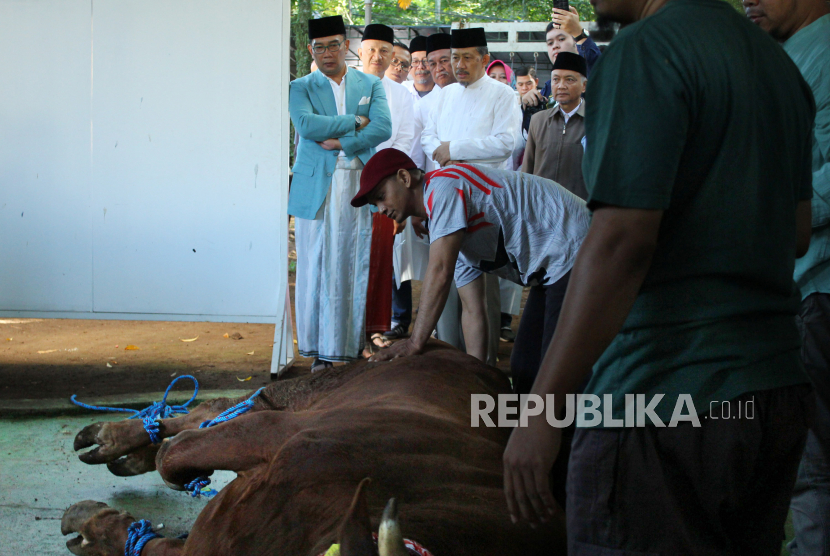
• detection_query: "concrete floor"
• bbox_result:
[0,415,235,556]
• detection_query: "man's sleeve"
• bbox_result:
[410,100,427,168]
[449,87,519,163]
[421,91,443,163]
[577,37,602,76]
[340,78,392,156]
[427,180,468,243]
[454,258,482,289]
[583,33,689,210]
[391,89,416,155]
[289,79,356,143]
[521,116,537,174]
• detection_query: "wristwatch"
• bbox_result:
[354,115,362,130]
[574,30,588,42]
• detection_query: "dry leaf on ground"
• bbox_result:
[246,350,255,355]
[106,363,112,368]
[179,336,199,342]
[37,349,58,354]
[223,333,229,338]
[237,376,252,382]
[124,345,140,351]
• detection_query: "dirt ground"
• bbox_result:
[0,221,524,401]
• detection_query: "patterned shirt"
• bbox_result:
[423,164,589,288]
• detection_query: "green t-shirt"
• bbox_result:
[582,0,815,422]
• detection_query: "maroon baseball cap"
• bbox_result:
[351,148,418,208]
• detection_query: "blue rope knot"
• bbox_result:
[71,375,200,444]
[125,519,161,556]
[183,387,266,498]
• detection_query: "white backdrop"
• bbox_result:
[0,0,292,370]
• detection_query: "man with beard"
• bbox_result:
[422,27,522,366]
[745,0,830,552]
[289,15,391,371]
[501,0,816,553]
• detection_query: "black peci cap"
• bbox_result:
[451,28,487,48]
[308,15,346,40]
[426,33,452,54]
[552,51,588,77]
[409,35,428,53]
[362,23,395,44]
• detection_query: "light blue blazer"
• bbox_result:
[288,69,392,220]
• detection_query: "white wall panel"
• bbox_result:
[0,0,93,312]
[0,0,290,324]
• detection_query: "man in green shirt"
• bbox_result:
[501,0,816,552]
[745,0,830,552]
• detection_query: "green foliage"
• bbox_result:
[304,0,596,24]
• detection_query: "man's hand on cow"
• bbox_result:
[432,142,452,167]
[522,89,546,108]
[503,413,563,527]
[368,338,422,362]
[318,138,343,151]
[552,7,583,39]
[411,217,429,239]
[393,219,407,235]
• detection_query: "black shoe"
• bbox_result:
[500,327,516,342]
[383,323,409,340]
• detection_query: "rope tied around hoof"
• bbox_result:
[125,519,162,556]
[183,387,266,498]
[70,375,200,444]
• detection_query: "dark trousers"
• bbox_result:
[391,277,412,329]
[510,270,571,397]
[567,385,811,556]
[790,293,830,555]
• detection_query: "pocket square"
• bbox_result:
[358,96,371,105]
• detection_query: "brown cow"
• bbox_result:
[63,342,566,555]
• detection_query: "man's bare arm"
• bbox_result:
[370,230,465,362]
[503,205,662,526]
[457,276,488,361]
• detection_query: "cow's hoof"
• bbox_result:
[106,445,159,477]
[74,421,149,465]
[61,500,135,556]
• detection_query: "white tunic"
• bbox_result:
[421,76,522,168]
[411,85,442,171]
[376,76,415,154]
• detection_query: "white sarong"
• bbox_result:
[294,157,371,362]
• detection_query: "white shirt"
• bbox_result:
[562,99,583,124]
[424,164,589,288]
[376,76,415,155]
[421,76,522,168]
[409,84,440,170]
[324,67,349,157]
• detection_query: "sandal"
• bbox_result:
[311,358,333,373]
[382,324,409,340]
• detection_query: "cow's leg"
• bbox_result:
[74,393,271,466]
[61,501,185,556]
[155,410,304,489]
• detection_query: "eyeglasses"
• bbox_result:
[410,59,428,68]
[311,41,345,54]
[390,59,411,71]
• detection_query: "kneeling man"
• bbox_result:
[352,148,590,395]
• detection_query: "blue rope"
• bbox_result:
[125,520,161,556]
[183,387,266,498]
[70,375,199,444]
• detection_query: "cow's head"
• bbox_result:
[336,478,410,556]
